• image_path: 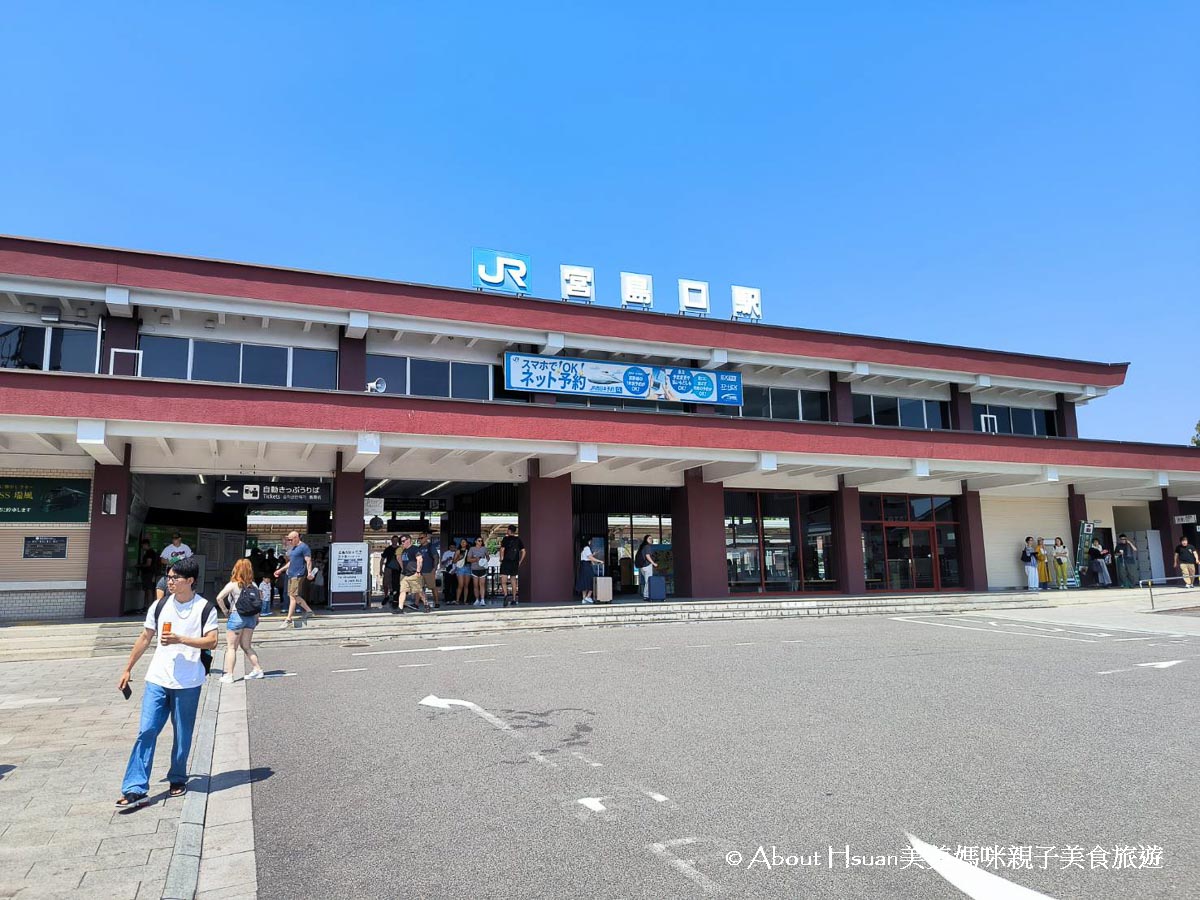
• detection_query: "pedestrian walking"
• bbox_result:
[419,531,440,608]
[1052,537,1070,589]
[499,525,526,607]
[1020,537,1039,591]
[258,573,274,615]
[634,535,658,600]
[395,534,427,612]
[468,537,489,605]
[576,538,596,604]
[1174,536,1196,588]
[1114,533,1139,588]
[159,533,193,570]
[215,558,265,683]
[274,531,315,628]
[115,557,218,810]
[380,535,400,609]
[1088,539,1112,587]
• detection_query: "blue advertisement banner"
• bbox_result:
[504,352,743,406]
[472,248,530,294]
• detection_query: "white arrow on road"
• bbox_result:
[419,695,555,767]
[907,832,1055,899]
[355,643,506,657]
[221,485,238,497]
[1136,660,1183,669]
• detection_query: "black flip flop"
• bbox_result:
[116,793,149,811]
[168,783,186,797]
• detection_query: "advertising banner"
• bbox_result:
[504,352,743,406]
[0,478,91,523]
[330,542,369,596]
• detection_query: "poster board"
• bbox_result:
[329,542,369,607]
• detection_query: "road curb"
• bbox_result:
[162,647,224,900]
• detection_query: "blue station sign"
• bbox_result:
[504,352,743,406]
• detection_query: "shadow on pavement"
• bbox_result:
[210,766,275,793]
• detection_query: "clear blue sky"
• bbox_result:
[3,3,1196,443]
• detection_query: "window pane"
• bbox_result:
[1039,409,1058,437]
[760,493,799,592]
[0,324,45,369]
[492,365,525,402]
[1011,407,1035,436]
[863,523,885,589]
[741,386,769,418]
[366,354,407,395]
[769,388,800,421]
[191,340,240,383]
[899,398,925,428]
[852,393,873,424]
[937,525,961,587]
[883,494,908,521]
[910,496,934,521]
[993,405,1012,434]
[410,358,450,397]
[47,328,97,373]
[972,403,986,432]
[139,335,188,379]
[241,344,287,387]
[924,399,945,430]
[801,390,829,422]
[932,496,957,521]
[859,493,883,522]
[873,395,899,427]
[451,362,490,400]
[291,348,338,390]
[800,495,836,589]
[724,491,761,594]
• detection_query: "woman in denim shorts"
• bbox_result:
[215,558,265,683]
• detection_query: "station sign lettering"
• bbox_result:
[504,352,743,406]
[0,478,91,523]
[215,481,330,505]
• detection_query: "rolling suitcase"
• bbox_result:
[593,576,613,603]
[648,575,666,601]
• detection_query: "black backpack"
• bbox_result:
[153,597,219,675]
[234,583,262,617]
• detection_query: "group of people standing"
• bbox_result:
[576,534,660,603]
[378,525,527,611]
[1020,534,1142,591]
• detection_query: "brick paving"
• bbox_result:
[0,654,195,899]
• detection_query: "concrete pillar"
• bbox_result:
[331,453,365,605]
[100,315,139,375]
[517,459,573,603]
[1066,485,1088,558]
[1148,488,1181,579]
[670,468,729,599]
[1055,393,1079,439]
[957,487,988,592]
[85,444,132,618]
[949,384,974,432]
[827,372,854,424]
[833,480,865,594]
[338,329,366,392]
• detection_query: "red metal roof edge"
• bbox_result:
[0,234,1130,385]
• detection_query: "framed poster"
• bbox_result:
[23,536,68,559]
[329,542,369,606]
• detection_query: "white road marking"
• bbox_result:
[636,646,663,651]
[1113,637,1158,642]
[781,639,804,643]
[1136,660,1183,669]
[419,694,556,767]
[685,644,712,649]
[645,791,670,802]
[648,838,720,895]
[522,654,554,659]
[581,650,608,654]
[577,797,607,812]
[330,668,366,673]
[354,643,506,656]
[396,663,431,669]
[892,618,1096,643]
[734,642,756,646]
[906,832,1054,899]
[570,751,604,768]
[263,673,298,678]
[465,658,496,663]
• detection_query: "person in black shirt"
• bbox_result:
[1174,536,1197,588]
[379,536,400,608]
[499,525,526,607]
[396,535,429,612]
[137,539,158,612]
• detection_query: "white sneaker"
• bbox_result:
[245,669,265,680]
[219,673,235,684]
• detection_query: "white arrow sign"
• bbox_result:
[221,486,238,498]
[419,694,555,767]
[1135,660,1183,669]
[907,832,1055,899]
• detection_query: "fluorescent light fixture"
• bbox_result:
[40,306,60,323]
[198,474,206,484]
[421,480,451,497]
[365,478,391,496]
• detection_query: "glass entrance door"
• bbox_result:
[884,525,939,591]
[911,527,936,590]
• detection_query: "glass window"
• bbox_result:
[972,403,986,432]
[712,403,740,417]
[240,344,287,387]
[190,340,240,383]
[410,358,450,397]
[910,496,934,522]
[769,388,800,421]
[1035,410,1057,437]
[932,496,957,522]
[493,365,526,402]
[882,495,909,521]
[992,405,1012,434]
[862,523,885,589]
[899,398,926,429]
[724,491,761,594]
[741,386,770,419]
[801,390,829,422]
[47,328,97,373]
[800,494,836,589]
[366,354,407,395]
[852,393,873,425]
[451,362,490,400]
[925,399,948,430]
[873,395,899,427]
[760,493,800,592]
[139,335,188,380]
[1010,407,1036,436]
[0,324,45,369]
[860,493,883,522]
[291,348,338,390]
[937,525,961,587]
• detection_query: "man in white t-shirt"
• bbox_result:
[116,556,218,810]
[160,533,193,569]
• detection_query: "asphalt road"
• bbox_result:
[244,611,1199,899]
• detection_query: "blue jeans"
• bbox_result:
[121,681,202,796]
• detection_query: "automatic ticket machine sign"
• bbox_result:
[215,481,331,505]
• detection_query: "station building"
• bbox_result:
[0,235,1197,622]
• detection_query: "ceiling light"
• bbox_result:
[421,480,451,497]
[198,474,206,484]
[159,315,170,326]
[365,478,391,496]
[40,306,60,323]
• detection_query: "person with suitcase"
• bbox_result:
[635,535,659,601]
[576,538,597,604]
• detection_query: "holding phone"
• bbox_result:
[121,684,132,700]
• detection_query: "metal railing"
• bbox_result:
[1138,575,1198,610]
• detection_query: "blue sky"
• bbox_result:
[2,3,1196,443]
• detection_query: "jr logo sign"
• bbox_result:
[472,248,530,294]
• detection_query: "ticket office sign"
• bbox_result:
[504,352,743,406]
